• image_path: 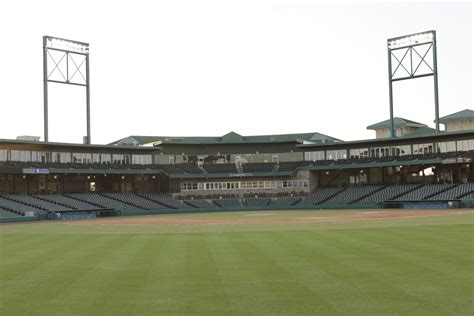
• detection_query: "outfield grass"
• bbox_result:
[1,210,473,315]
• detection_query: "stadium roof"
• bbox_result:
[366,117,427,130]
[110,132,342,146]
[402,126,437,138]
[297,129,474,149]
[0,138,160,152]
[438,109,474,123]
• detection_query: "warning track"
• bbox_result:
[68,210,473,226]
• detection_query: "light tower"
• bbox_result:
[387,30,439,137]
[43,36,90,143]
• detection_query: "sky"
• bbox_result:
[0,0,472,145]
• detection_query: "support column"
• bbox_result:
[43,36,49,142]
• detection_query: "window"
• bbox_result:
[391,145,411,156]
[413,143,434,155]
[112,154,126,164]
[10,150,30,162]
[132,155,152,165]
[0,150,7,162]
[179,179,310,192]
[304,151,325,161]
[93,153,101,164]
[350,148,369,159]
[326,150,346,160]
[101,154,112,164]
[457,140,469,151]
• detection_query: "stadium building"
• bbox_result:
[1,109,473,221]
[1,32,473,221]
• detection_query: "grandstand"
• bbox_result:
[0,109,473,220]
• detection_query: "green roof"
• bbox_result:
[438,109,474,123]
[297,129,474,149]
[367,117,426,130]
[110,132,342,146]
[403,126,437,137]
[0,138,160,153]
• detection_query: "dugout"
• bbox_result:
[53,209,120,220]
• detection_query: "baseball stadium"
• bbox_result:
[1,31,473,315]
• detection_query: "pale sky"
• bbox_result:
[0,1,472,144]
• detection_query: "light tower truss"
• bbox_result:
[387,30,439,137]
[43,36,90,143]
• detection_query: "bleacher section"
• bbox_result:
[102,193,168,209]
[184,199,218,208]
[246,198,271,207]
[322,185,384,205]
[428,182,474,200]
[395,184,456,201]
[0,196,44,215]
[64,193,140,210]
[213,198,241,208]
[0,207,21,217]
[35,194,103,211]
[154,164,184,174]
[299,188,344,205]
[1,183,473,218]
[203,163,237,174]
[176,163,203,174]
[6,194,74,212]
[462,192,474,200]
[271,196,302,206]
[277,161,311,172]
[242,163,275,173]
[2,148,474,176]
[358,184,421,204]
[139,193,187,209]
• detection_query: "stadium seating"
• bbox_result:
[242,163,275,173]
[299,187,345,205]
[138,193,187,209]
[1,182,473,217]
[35,194,103,211]
[357,184,421,204]
[427,183,474,200]
[155,164,185,174]
[2,149,472,176]
[64,193,140,210]
[395,184,456,200]
[462,192,474,200]
[184,199,218,208]
[213,198,241,208]
[0,195,44,215]
[175,163,203,174]
[270,196,302,206]
[102,193,168,209]
[245,197,271,207]
[276,161,311,172]
[322,185,384,204]
[0,207,21,217]
[5,194,74,212]
[203,163,237,173]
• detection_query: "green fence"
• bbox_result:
[0,216,40,223]
[3,200,469,223]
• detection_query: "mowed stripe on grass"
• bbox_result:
[1,221,473,315]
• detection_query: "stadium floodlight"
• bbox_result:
[43,35,91,144]
[387,30,439,137]
[387,31,434,49]
[45,36,89,54]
